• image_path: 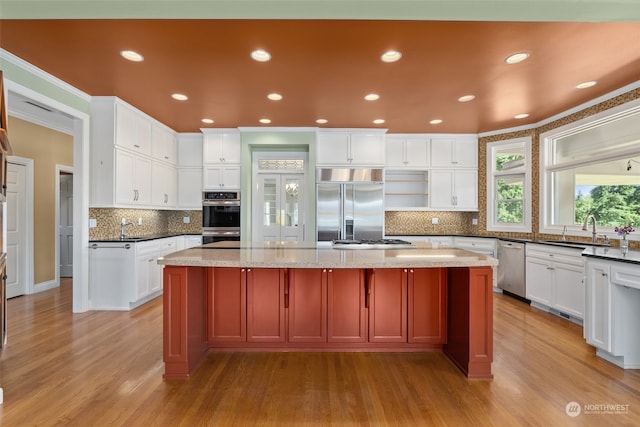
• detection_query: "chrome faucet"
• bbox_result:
[582,214,598,244]
[120,218,134,240]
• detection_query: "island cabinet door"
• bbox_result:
[408,268,447,344]
[207,267,246,343]
[247,268,286,342]
[287,269,327,343]
[327,269,367,343]
[368,269,408,343]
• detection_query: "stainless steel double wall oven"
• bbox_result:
[202,191,241,244]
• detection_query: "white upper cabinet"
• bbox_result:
[385,135,429,168]
[429,169,478,211]
[202,129,241,164]
[114,102,152,155]
[114,148,152,206]
[430,136,477,168]
[203,165,241,190]
[317,129,385,166]
[151,123,177,165]
[151,162,177,208]
[90,96,178,209]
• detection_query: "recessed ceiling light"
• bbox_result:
[381,50,402,63]
[505,52,530,64]
[120,50,144,62]
[458,95,476,103]
[514,113,530,119]
[201,118,214,124]
[373,119,385,124]
[267,93,283,101]
[251,49,271,62]
[259,118,271,124]
[576,81,597,89]
[171,93,188,101]
[430,119,443,125]
[364,93,380,101]
[316,119,328,124]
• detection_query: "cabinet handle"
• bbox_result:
[134,144,140,148]
[601,272,608,277]
[365,270,374,309]
[284,270,289,309]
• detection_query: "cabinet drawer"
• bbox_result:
[526,244,584,266]
[611,264,640,290]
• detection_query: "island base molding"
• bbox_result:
[162,266,493,379]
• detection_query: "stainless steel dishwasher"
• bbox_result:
[497,240,527,299]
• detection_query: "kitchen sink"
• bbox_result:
[539,239,610,247]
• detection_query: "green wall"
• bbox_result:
[241,130,316,241]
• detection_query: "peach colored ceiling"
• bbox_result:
[1,19,640,133]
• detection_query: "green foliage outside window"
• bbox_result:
[575,185,640,227]
[496,154,525,223]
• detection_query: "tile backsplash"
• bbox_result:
[89,208,202,240]
[385,211,478,235]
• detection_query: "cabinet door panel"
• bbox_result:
[525,258,553,305]
[408,268,447,343]
[453,169,478,209]
[208,267,246,342]
[350,134,384,165]
[369,269,407,343]
[317,132,349,164]
[429,170,454,208]
[247,268,286,342]
[585,261,611,351]
[288,269,327,343]
[328,269,367,343]
[553,264,584,319]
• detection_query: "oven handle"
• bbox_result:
[203,200,241,206]
[202,230,241,236]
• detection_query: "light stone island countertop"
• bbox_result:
[158,241,499,269]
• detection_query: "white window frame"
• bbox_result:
[486,137,532,232]
[539,98,640,238]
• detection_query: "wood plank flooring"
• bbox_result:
[1,279,639,426]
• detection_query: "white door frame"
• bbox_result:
[56,164,74,281]
[6,157,34,295]
[5,79,91,313]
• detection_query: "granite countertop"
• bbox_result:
[158,241,499,269]
[90,232,201,243]
[581,246,640,265]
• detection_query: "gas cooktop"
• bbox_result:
[331,239,413,249]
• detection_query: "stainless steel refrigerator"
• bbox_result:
[316,168,384,241]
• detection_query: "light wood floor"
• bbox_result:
[1,279,639,426]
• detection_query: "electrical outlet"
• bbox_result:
[472,218,478,225]
[432,217,439,225]
[183,216,190,224]
[89,218,97,228]
[137,217,143,225]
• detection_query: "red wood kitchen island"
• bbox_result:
[158,241,497,380]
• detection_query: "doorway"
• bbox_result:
[6,160,32,298]
[251,152,308,242]
[58,168,73,278]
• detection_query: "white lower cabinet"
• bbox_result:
[525,243,584,320]
[90,237,178,310]
[584,259,611,351]
[177,235,203,250]
[584,258,640,368]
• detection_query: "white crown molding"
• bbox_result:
[480,80,640,138]
[0,48,91,102]
[238,127,318,133]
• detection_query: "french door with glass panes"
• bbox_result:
[256,173,304,242]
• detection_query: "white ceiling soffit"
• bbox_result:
[1,0,640,21]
